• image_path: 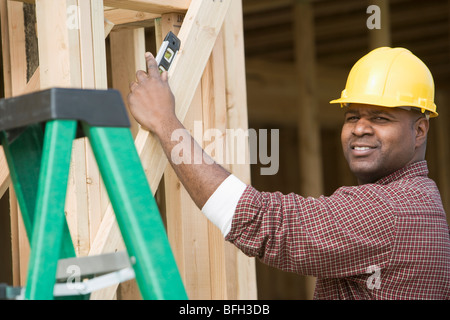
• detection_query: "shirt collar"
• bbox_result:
[375,160,429,186]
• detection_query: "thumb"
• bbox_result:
[145,52,159,78]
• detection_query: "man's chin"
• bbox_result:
[349,162,381,185]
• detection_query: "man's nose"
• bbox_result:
[352,118,374,136]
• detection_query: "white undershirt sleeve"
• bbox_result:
[201,174,247,237]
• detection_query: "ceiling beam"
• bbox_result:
[103,0,190,14]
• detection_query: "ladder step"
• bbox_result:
[56,251,132,282]
[1,252,136,299]
[53,267,136,297]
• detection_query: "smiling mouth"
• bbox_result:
[352,146,373,151]
[350,145,377,156]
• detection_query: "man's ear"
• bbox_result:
[414,116,429,148]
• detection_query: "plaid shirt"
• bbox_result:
[225,161,450,299]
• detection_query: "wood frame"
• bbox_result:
[0,0,257,299]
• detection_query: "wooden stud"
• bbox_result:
[7,1,28,96]
[160,12,213,300]
[0,0,11,199]
[104,7,158,30]
[0,0,12,97]
[0,0,38,286]
[222,0,258,300]
[164,83,213,299]
[35,0,72,88]
[368,0,391,49]
[92,22,148,302]
[0,148,10,198]
[202,31,228,299]
[61,0,109,261]
[109,28,146,138]
[103,0,189,14]
[293,0,321,299]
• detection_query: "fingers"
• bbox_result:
[129,81,139,91]
[131,52,165,92]
[136,70,148,82]
[145,52,160,78]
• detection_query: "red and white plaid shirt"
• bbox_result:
[225,161,450,299]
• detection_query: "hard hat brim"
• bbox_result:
[329,96,438,118]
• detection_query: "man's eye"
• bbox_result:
[345,116,359,122]
[373,117,389,122]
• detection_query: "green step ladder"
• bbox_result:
[0,88,187,300]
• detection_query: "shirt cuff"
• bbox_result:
[201,174,247,237]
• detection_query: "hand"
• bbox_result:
[128,52,177,135]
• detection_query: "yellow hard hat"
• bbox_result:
[330,47,438,117]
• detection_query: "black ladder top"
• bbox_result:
[0,88,131,132]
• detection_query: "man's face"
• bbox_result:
[341,104,427,185]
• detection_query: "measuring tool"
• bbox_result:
[155,31,181,74]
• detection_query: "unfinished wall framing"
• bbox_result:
[0,0,257,300]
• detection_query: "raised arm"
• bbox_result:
[127,52,230,209]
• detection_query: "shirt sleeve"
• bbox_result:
[201,174,247,236]
[224,185,396,278]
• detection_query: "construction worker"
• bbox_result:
[128,47,450,299]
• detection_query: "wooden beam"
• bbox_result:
[0,0,39,286]
[62,0,109,261]
[294,2,323,197]
[103,0,190,14]
[222,0,257,299]
[368,0,391,49]
[8,0,34,4]
[314,0,366,17]
[293,0,321,299]
[202,30,229,299]
[243,0,291,15]
[7,0,27,95]
[104,8,158,29]
[160,12,214,300]
[11,0,190,13]
[165,66,212,299]
[0,147,10,199]
[0,0,12,199]
[0,0,12,97]
[35,0,71,88]
[89,25,147,301]
[109,28,146,138]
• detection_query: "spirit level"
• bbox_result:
[155,31,181,74]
